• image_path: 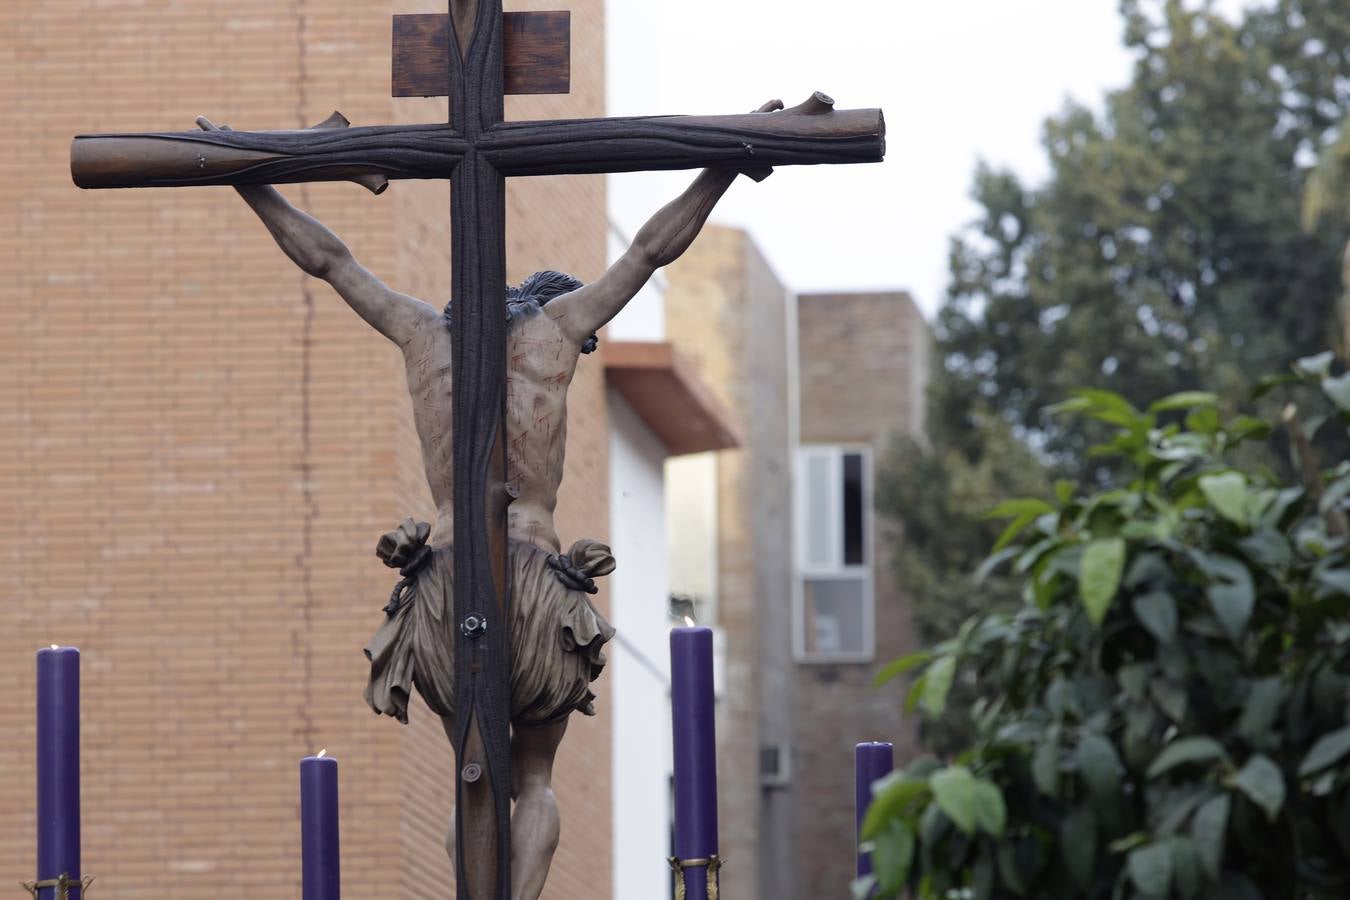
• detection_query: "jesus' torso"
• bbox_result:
[401,300,580,555]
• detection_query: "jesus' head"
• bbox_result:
[442,269,596,353]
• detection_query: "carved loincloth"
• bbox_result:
[363,520,616,728]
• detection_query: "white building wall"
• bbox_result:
[607,7,678,888]
[665,453,719,623]
[607,392,674,900]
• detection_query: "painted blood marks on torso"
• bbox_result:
[402,300,580,555]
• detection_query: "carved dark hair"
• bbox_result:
[442,269,597,353]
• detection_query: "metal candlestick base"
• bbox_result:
[20,874,93,900]
[668,855,722,900]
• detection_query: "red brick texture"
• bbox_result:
[1,1,611,897]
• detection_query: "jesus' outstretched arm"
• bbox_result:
[197,117,439,347]
[546,99,784,345]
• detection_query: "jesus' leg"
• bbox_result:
[509,717,568,900]
[440,716,458,865]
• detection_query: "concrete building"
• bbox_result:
[790,290,930,898]
[662,230,931,899]
[664,226,795,900]
[0,0,669,896]
[604,224,739,898]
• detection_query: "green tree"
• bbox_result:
[937,0,1349,468]
[878,1,1350,706]
[861,375,1350,900]
[877,385,1052,753]
[1303,118,1350,353]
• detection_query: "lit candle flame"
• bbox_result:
[317,748,327,759]
[683,616,695,627]
[50,644,59,650]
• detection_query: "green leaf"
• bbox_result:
[1323,372,1350,412]
[1297,725,1350,778]
[993,512,1040,553]
[997,841,1028,896]
[1251,372,1298,399]
[1150,678,1189,723]
[849,875,877,900]
[870,818,915,895]
[1073,388,1145,427]
[1191,794,1229,881]
[1128,842,1175,898]
[972,546,1019,586]
[984,498,1055,520]
[1172,837,1201,900]
[1149,391,1219,414]
[1295,352,1335,378]
[1059,807,1096,890]
[1045,395,1095,416]
[1118,663,1151,701]
[1185,405,1221,436]
[1147,737,1228,778]
[920,656,956,717]
[1319,475,1350,516]
[1204,555,1255,641]
[1055,479,1076,504]
[1080,537,1126,626]
[972,848,995,900]
[1316,568,1350,597]
[1032,741,1059,798]
[1198,472,1249,528]
[971,779,1007,837]
[930,766,978,835]
[1225,415,1273,444]
[1236,678,1284,745]
[904,672,926,714]
[860,774,929,840]
[1232,755,1285,821]
[1132,591,1178,644]
[1076,734,1123,800]
[872,651,933,687]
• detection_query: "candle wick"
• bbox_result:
[317,748,327,758]
[683,616,695,627]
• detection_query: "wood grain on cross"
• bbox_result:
[70,3,884,898]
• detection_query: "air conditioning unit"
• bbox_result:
[760,741,793,788]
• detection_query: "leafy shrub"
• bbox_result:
[860,359,1350,900]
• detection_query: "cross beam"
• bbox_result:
[68,2,886,898]
[71,98,882,189]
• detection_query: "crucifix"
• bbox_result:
[70,2,884,898]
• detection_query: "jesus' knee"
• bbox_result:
[445,803,457,865]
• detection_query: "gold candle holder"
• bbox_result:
[19,874,93,900]
[668,854,722,900]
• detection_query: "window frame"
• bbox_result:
[792,444,875,664]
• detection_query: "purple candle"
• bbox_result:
[36,646,82,899]
[300,751,340,900]
[855,741,894,879]
[670,624,718,900]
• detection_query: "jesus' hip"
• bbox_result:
[363,518,616,727]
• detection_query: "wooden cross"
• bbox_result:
[70,3,884,898]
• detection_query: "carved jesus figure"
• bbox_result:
[199,104,777,900]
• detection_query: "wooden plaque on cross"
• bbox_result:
[69,2,884,898]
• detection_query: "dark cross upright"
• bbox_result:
[70,2,884,898]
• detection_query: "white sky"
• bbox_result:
[606,0,1251,317]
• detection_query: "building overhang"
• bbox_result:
[604,340,741,456]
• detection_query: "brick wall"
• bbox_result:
[0,1,611,897]
[792,291,929,899]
